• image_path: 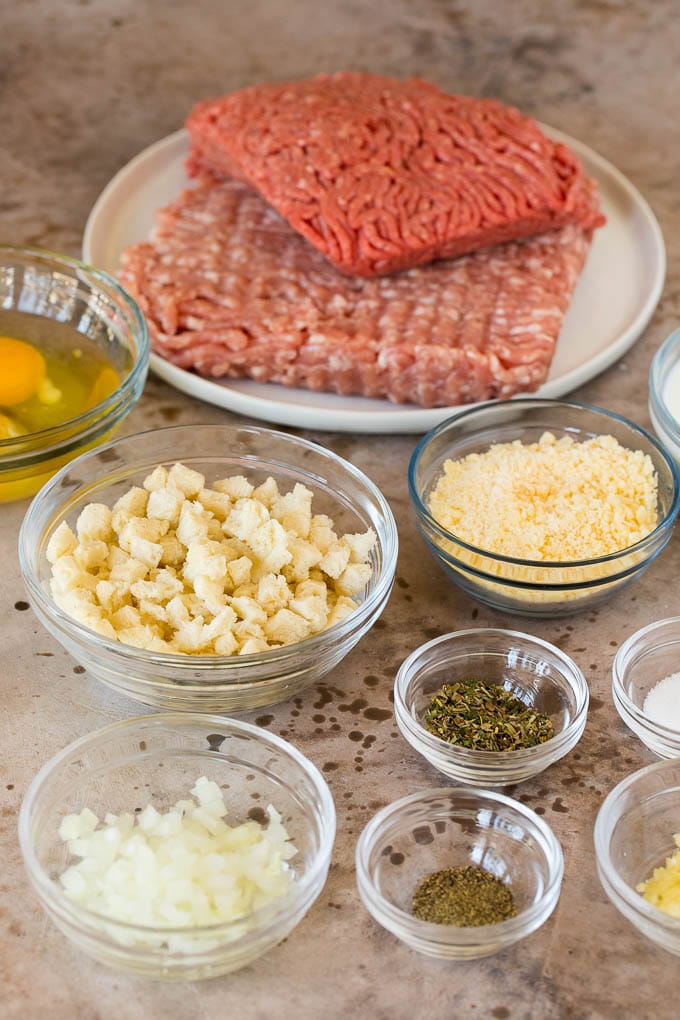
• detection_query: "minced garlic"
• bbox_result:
[428,431,658,562]
[637,833,680,918]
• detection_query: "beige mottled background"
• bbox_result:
[2,2,680,1018]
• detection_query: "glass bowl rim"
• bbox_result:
[393,627,589,763]
[0,243,149,458]
[649,328,680,446]
[408,397,680,570]
[355,785,564,943]
[18,711,337,939]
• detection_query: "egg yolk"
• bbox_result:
[83,366,121,411]
[0,336,47,405]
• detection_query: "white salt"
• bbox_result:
[642,672,680,730]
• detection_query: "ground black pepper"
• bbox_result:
[411,865,518,926]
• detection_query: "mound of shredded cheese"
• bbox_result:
[637,832,680,918]
[57,777,297,939]
[428,432,658,561]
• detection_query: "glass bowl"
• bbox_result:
[0,245,149,502]
[408,399,680,617]
[649,327,680,464]
[18,713,336,979]
[594,759,680,956]
[355,786,563,960]
[394,629,588,787]
[612,617,680,759]
[18,423,398,712]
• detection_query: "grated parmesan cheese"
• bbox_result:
[428,431,658,562]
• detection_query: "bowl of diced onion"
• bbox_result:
[18,423,398,712]
[18,713,336,979]
[408,399,680,617]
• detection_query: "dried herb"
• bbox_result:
[423,679,554,751]
[412,865,517,926]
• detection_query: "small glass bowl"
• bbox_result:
[594,759,680,956]
[612,617,680,758]
[408,399,680,616]
[18,423,398,712]
[649,328,680,464]
[394,629,588,786]
[18,713,336,979]
[0,245,149,502]
[355,786,563,960]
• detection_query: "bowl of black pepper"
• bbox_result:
[393,629,588,786]
[355,786,564,959]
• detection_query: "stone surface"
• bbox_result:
[2,2,680,1017]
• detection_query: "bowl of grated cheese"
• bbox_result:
[18,424,398,712]
[408,399,680,617]
[18,713,336,979]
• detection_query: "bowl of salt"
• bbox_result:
[612,617,680,758]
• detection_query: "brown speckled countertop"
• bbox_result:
[3,3,680,1018]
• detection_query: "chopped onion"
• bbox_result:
[57,777,297,931]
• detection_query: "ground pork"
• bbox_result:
[118,177,592,408]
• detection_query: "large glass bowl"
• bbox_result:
[0,245,149,501]
[18,423,398,712]
[408,399,680,616]
[594,759,680,956]
[394,629,588,786]
[355,787,563,960]
[18,713,336,979]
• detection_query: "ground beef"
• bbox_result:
[118,177,592,408]
[185,72,604,277]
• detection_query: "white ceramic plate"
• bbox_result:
[83,127,665,434]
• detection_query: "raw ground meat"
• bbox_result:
[118,177,593,408]
[185,72,604,277]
